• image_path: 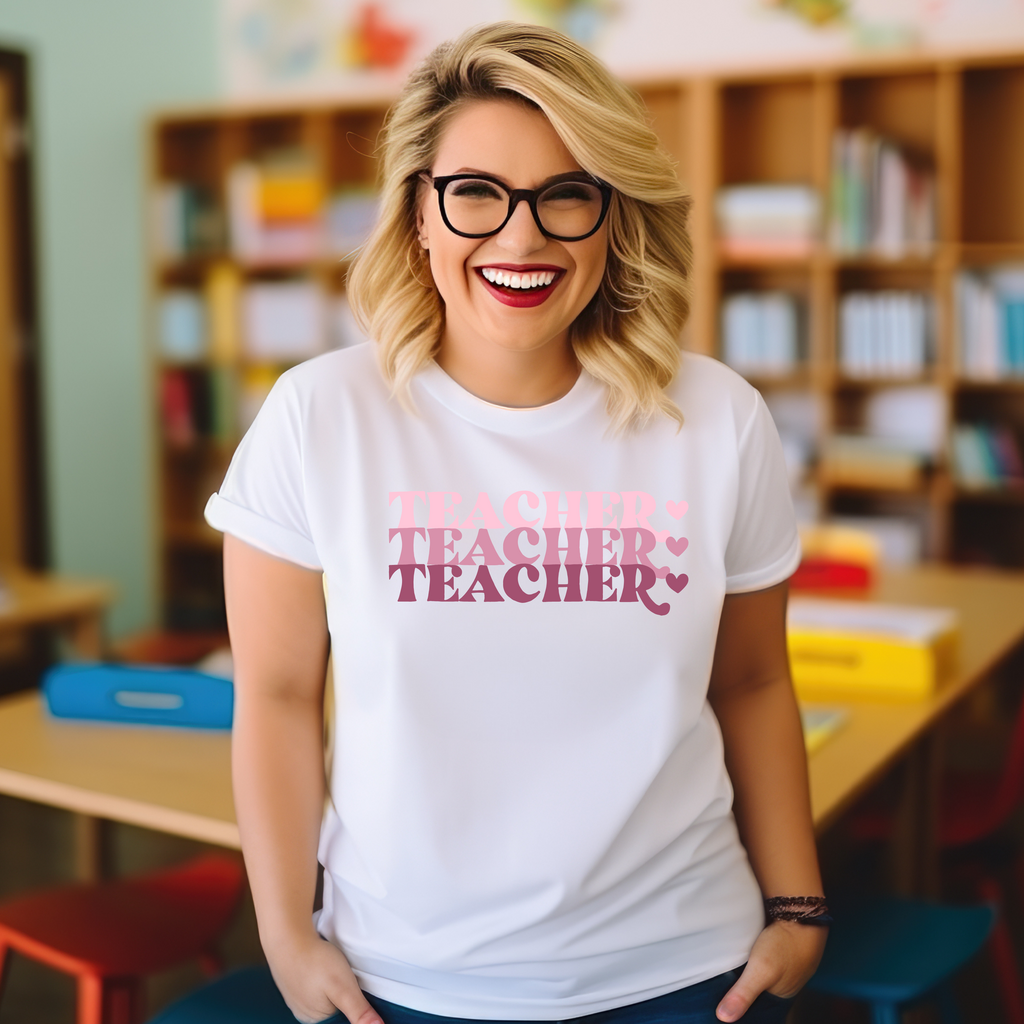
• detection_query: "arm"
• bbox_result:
[225,534,383,1024]
[706,581,826,1022]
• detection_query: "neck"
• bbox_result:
[435,330,580,409]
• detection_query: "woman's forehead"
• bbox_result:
[432,98,584,185]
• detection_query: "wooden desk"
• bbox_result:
[1,566,115,659]
[0,691,238,868]
[0,565,1022,884]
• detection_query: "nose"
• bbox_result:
[495,197,547,256]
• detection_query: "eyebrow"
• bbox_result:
[449,168,593,189]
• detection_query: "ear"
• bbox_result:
[415,192,430,250]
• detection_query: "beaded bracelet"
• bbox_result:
[764,896,833,927]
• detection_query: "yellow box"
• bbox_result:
[787,599,959,700]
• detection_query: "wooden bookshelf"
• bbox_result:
[149,52,1024,626]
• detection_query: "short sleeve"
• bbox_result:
[723,392,801,593]
[204,373,322,570]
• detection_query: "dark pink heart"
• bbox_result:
[666,573,688,593]
[666,536,688,556]
[666,500,688,519]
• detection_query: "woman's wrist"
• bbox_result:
[764,895,832,926]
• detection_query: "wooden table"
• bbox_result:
[807,564,1024,892]
[0,566,115,660]
[0,565,1022,884]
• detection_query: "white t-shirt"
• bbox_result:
[205,344,800,1020]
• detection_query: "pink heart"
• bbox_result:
[666,500,688,519]
[666,572,688,593]
[666,536,688,556]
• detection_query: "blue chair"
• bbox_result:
[807,897,995,1024]
[146,965,337,1023]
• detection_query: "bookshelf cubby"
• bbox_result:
[150,51,1024,626]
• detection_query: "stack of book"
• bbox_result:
[792,523,880,590]
[720,291,801,376]
[819,434,925,490]
[158,290,206,362]
[160,368,236,448]
[950,424,1024,490]
[956,267,1024,379]
[839,291,931,377]
[241,280,328,361]
[787,597,958,700]
[829,129,935,257]
[715,185,820,259]
[327,190,380,257]
[228,151,324,263]
[153,182,224,261]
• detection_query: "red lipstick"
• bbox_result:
[474,265,565,308]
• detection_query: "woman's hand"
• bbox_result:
[266,926,385,1024]
[715,921,827,1021]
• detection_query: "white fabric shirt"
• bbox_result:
[205,344,800,1020]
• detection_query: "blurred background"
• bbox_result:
[2,1,1024,1021]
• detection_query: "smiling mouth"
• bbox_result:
[479,267,561,291]
[475,265,565,308]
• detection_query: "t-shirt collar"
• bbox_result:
[415,360,604,435]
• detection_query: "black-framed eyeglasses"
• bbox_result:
[427,172,613,242]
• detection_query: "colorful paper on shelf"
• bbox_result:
[787,598,958,700]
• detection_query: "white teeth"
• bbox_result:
[480,268,558,289]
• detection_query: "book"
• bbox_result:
[721,291,800,376]
[158,290,206,362]
[787,598,959,700]
[328,189,380,257]
[819,434,925,490]
[205,263,242,366]
[241,279,327,361]
[839,291,931,378]
[829,129,935,258]
[227,150,325,264]
[957,265,1024,379]
[153,182,224,261]
[951,424,1024,489]
[716,185,819,258]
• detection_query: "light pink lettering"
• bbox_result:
[585,491,620,528]
[542,491,583,528]
[389,491,426,528]
[427,492,462,529]
[503,491,540,528]
[460,492,503,530]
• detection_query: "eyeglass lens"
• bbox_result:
[441,178,605,239]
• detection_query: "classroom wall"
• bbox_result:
[0,1,218,636]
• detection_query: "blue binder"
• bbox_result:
[43,663,233,730]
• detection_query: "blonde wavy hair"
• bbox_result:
[346,22,692,430]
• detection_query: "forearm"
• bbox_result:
[711,675,822,898]
[233,685,327,950]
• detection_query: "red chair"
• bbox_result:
[851,692,1024,1024]
[0,852,244,1024]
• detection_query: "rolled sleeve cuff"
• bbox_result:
[204,493,322,571]
[725,534,801,595]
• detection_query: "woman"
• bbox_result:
[206,22,827,1024]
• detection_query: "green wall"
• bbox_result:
[0,1,218,636]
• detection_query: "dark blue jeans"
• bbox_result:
[360,970,793,1024]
